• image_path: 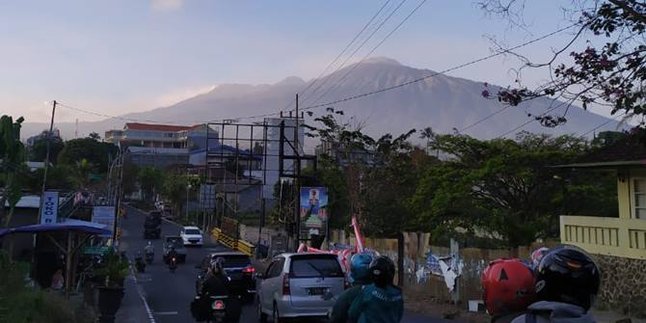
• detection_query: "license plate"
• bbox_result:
[307,287,328,295]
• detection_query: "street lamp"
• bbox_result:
[186,183,192,220]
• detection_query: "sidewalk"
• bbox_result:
[590,309,646,323]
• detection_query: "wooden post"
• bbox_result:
[65,231,72,299]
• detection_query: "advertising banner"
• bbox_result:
[299,187,328,238]
[199,184,216,211]
[92,206,116,238]
[40,191,59,224]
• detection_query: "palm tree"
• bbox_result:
[419,127,435,155]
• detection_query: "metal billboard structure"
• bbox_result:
[196,114,315,248]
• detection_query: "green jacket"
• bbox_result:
[348,284,404,323]
[330,286,363,323]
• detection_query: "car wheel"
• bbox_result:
[257,298,267,322]
[272,303,280,323]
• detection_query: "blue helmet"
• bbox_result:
[349,252,374,284]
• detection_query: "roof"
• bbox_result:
[0,222,111,237]
[553,160,646,169]
[125,122,193,132]
[5,195,41,209]
[209,251,247,257]
[556,130,646,169]
[183,226,200,230]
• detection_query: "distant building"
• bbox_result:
[105,123,216,168]
[315,140,376,167]
[26,129,61,146]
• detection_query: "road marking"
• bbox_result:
[154,312,178,315]
[130,266,157,323]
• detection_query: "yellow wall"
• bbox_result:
[560,215,646,260]
[617,170,631,219]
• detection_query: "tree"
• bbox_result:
[162,174,188,218]
[0,115,25,227]
[138,167,164,201]
[57,136,118,173]
[481,0,645,126]
[409,132,596,247]
[29,137,64,164]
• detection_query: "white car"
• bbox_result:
[180,226,204,247]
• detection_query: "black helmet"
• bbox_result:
[210,257,225,274]
[368,256,396,287]
[535,246,600,310]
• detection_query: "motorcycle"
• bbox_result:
[169,257,178,273]
[135,256,146,273]
[144,251,154,265]
[207,296,228,323]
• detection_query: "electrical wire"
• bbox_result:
[297,22,580,113]
[306,0,428,107]
[301,0,411,107]
[281,0,393,112]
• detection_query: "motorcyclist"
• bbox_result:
[144,241,154,255]
[481,258,536,323]
[329,252,375,323]
[348,256,404,323]
[200,258,230,297]
[167,246,178,266]
[511,246,600,323]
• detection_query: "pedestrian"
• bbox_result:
[481,258,536,323]
[329,252,375,323]
[348,256,404,323]
[51,268,64,290]
[511,246,600,323]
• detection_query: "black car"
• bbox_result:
[196,252,256,301]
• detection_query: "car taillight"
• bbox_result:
[212,300,225,310]
[282,275,290,295]
[242,265,255,274]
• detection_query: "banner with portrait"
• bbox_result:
[299,187,328,242]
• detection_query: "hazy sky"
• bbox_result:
[0,0,587,123]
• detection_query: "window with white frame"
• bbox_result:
[633,178,646,219]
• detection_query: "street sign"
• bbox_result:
[92,206,116,238]
[40,191,59,224]
[199,184,216,211]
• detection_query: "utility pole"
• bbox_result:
[38,100,57,223]
[293,94,301,251]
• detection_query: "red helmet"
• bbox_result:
[481,258,536,317]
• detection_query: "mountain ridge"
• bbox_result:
[20,57,623,142]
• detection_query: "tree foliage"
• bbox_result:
[481,0,645,126]
[57,136,118,174]
[29,137,64,164]
[0,115,25,227]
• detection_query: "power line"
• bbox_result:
[459,106,511,133]
[577,111,627,138]
[494,103,566,139]
[56,102,183,125]
[281,0,393,112]
[296,22,579,113]
[306,0,428,107]
[301,0,411,107]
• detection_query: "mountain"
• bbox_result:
[21,57,623,143]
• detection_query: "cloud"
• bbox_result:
[151,0,183,11]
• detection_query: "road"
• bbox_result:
[117,206,451,323]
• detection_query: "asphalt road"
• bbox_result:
[118,206,451,323]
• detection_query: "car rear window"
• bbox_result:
[212,255,251,268]
[185,229,200,235]
[290,256,343,278]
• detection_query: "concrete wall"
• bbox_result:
[594,254,646,318]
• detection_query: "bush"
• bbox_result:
[0,251,93,323]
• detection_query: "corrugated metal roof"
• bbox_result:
[125,122,193,132]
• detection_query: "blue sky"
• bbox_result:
[0,0,582,122]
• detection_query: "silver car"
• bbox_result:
[257,252,349,322]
